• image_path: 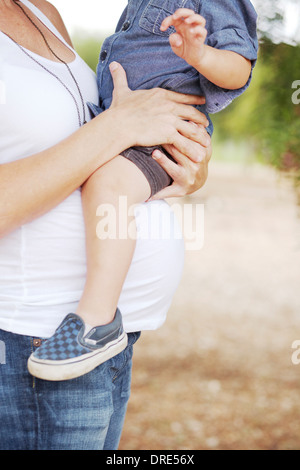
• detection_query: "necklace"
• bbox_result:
[6,0,87,127]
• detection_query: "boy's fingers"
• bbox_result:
[161,11,206,34]
[160,16,175,31]
[172,8,197,21]
[169,32,183,48]
[161,8,194,31]
[190,26,207,40]
[184,13,206,27]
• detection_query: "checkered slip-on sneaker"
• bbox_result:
[27,309,128,381]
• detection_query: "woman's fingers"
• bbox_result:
[177,120,211,148]
[162,144,186,166]
[174,104,209,127]
[163,89,206,106]
[152,149,183,179]
[108,65,209,152]
[149,147,197,200]
[109,62,130,99]
[149,141,211,200]
[170,132,207,162]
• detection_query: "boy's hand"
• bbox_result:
[161,8,207,69]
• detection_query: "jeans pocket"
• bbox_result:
[110,332,141,383]
[139,0,200,36]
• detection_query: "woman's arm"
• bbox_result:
[0,64,209,237]
[0,111,120,237]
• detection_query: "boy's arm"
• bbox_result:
[161,9,252,91]
[195,47,251,90]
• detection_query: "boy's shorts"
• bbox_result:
[87,101,212,198]
[120,145,175,197]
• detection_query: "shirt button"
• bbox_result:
[122,21,131,31]
[100,50,108,61]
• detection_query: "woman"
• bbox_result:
[0,0,211,450]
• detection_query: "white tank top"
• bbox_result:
[0,0,99,337]
[0,1,184,338]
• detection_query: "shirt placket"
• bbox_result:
[97,0,143,94]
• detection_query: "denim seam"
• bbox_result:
[163,68,199,90]
[111,333,139,382]
[111,346,131,383]
[31,337,42,450]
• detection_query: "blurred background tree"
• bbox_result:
[73,34,101,72]
[213,0,300,195]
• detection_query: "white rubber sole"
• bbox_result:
[27,332,128,381]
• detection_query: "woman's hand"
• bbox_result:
[149,125,212,200]
[109,62,210,163]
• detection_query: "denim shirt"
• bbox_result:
[89,0,258,135]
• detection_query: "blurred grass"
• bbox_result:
[213,41,300,194]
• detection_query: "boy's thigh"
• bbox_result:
[121,145,174,198]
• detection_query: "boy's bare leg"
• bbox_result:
[76,156,151,327]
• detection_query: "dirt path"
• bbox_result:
[119,160,300,450]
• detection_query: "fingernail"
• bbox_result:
[109,62,118,72]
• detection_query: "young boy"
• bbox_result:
[28,1,258,381]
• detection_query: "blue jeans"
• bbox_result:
[0,328,140,450]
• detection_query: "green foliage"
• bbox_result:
[213,41,300,177]
[73,34,103,72]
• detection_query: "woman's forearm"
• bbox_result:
[0,109,130,236]
[0,63,209,237]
